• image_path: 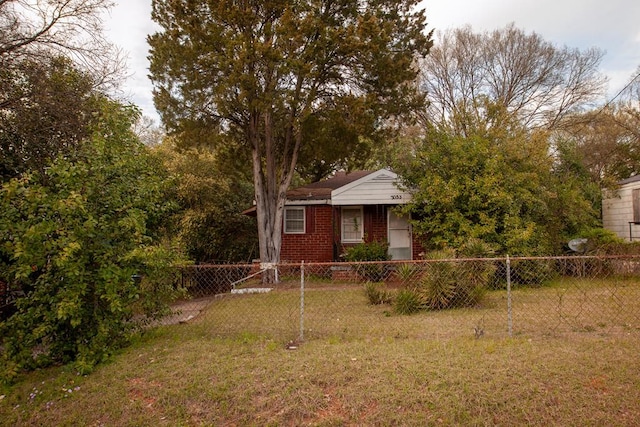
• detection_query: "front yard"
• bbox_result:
[2,276,640,425]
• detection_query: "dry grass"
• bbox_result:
[2,278,640,426]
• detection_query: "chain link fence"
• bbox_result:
[173,256,640,344]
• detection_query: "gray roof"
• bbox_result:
[618,175,640,185]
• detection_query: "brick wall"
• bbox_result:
[280,205,334,263]
[336,205,389,258]
[281,204,425,262]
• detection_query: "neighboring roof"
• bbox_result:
[618,175,640,185]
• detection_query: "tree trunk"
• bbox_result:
[250,110,297,284]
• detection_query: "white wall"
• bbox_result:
[331,170,412,206]
[602,180,640,241]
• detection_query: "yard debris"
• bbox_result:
[231,288,272,294]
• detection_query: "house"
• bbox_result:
[602,175,640,241]
[274,168,424,263]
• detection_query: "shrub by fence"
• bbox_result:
[175,256,640,344]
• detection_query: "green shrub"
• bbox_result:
[394,289,422,314]
[420,259,458,309]
[344,240,391,282]
[344,240,391,262]
[395,263,417,282]
[0,100,187,382]
[364,282,393,305]
[417,248,490,310]
[509,258,557,286]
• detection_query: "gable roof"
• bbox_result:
[287,168,411,206]
[287,170,374,202]
[243,169,409,215]
[330,168,410,205]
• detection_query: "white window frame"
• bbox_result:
[284,207,305,234]
[341,206,364,243]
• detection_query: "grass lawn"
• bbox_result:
[2,280,640,426]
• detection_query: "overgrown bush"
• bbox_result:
[0,100,188,382]
[344,240,391,282]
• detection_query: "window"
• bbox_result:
[341,207,363,242]
[284,207,305,234]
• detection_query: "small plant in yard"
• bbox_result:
[395,263,416,283]
[364,282,393,305]
[417,247,492,310]
[394,289,422,314]
[420,258,458,309]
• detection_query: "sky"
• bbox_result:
[103,0,640,125]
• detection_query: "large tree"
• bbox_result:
[557,106,640,188]
[148,0,432,273]
[420,24,606,133]
[0,0,126,181]
[550,68,640,191]
[155,138,259,263]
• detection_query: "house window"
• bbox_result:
[284,207,305,234]
[341,207,363,242]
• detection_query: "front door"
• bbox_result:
[388,210,412,260]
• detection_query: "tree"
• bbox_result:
[419,24,606,133]
[0,0,127,182]
[556,106,640,189]
[397,101,599,255]
[0,98,184,380]
[0,0,123,87]
[148,0,432,277]
[0,56,99,181]
[155,139,258,263]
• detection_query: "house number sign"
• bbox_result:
[391,195,402,200]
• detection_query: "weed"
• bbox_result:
[363,282,393,305]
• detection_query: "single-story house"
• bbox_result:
[249,168,425,263]
[602,175,640,241]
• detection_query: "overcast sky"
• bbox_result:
[104,0,640,125]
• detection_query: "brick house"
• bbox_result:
[268,169,424,263]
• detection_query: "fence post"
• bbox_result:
[300,261,305,342]
[506,255,512,337]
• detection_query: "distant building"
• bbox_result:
[602,175,640,241]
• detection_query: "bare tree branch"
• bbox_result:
[419,24,607,133]
[0,0,125,90]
